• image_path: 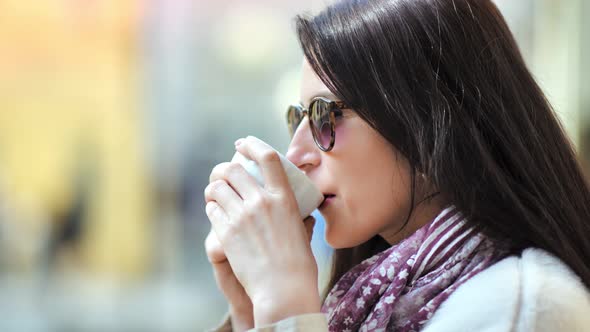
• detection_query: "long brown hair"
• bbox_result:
[294,0,590,302]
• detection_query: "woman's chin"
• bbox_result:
[325,225,364,249]
[324,225,342,248]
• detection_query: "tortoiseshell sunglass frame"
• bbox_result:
[286,96,350,152]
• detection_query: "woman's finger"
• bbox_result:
[205,229,227,264]
[235,136,290,194]
[205,201,230,239]
[204,180,243,219]
[209,162,261,200]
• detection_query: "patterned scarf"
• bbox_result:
[321,205,509,331]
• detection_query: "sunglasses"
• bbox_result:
[286,96,351,152]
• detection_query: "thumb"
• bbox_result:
[303,215,316,243]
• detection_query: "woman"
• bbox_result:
[204,0,590,331]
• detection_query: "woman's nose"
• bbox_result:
[286,116,321,173]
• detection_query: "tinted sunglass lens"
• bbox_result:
[318,120,333,150]
[310,100,333,150]
[287,106,302,137]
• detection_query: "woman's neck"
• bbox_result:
[379,198,447,246]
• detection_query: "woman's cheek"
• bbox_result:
[333,123,350,150]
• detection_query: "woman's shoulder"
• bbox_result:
[422,247,590,332]
[512,248,590,331]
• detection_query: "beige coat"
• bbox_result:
[207,248,590,331]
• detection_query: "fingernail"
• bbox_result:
[234,138,244,146]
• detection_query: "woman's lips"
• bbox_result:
[320,194,336,209]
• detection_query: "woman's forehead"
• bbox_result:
[299,59,339,105]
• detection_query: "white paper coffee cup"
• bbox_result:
[230,138,323,219]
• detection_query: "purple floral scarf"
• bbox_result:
[321,206,509,331]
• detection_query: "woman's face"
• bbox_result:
[286,59,441,248]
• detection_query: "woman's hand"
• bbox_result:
[205,230,254,331]
[204,136,321,326]
[204,216,317,331]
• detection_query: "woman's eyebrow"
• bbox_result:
[300,92,339,105]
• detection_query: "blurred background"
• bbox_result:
[0,0,588,331]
